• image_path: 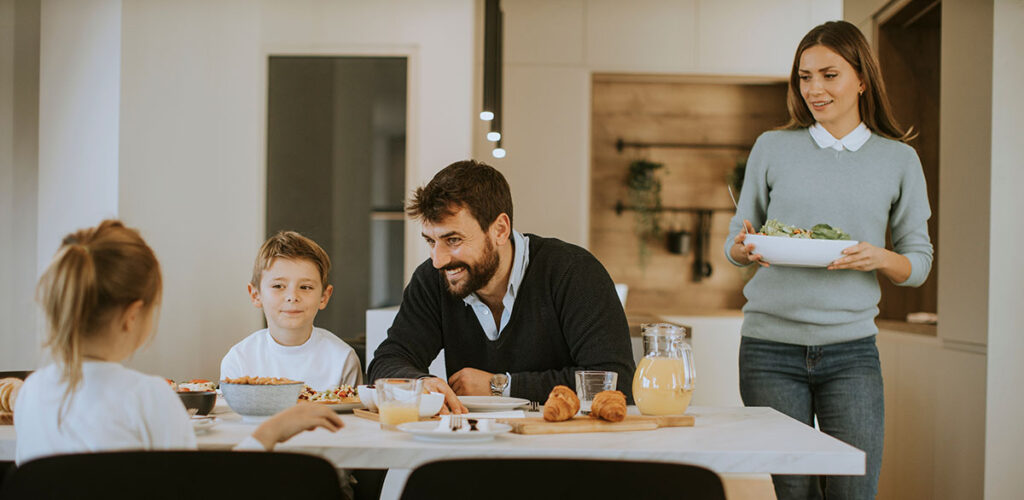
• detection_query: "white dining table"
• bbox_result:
[0,403,863,499]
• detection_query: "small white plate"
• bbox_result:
[191,416,218,435]
[457,396,530,412]
[397,420,512,443]
[745,234,858,268]
[319,401,363,413]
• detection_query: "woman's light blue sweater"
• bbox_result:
[724,129,933,346]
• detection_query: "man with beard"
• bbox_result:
[367,160,635,413]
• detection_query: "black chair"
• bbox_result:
[0,451,346,500]
[399,458,727,500]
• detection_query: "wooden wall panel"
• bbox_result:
[590,75,789,314]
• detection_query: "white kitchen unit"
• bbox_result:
[365,307,446,380]
[658,314,745,408]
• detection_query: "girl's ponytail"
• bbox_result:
[38,243,99,400]
[36,220,162,414]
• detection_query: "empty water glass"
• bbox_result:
[574,370,618,414]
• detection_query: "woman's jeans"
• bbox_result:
[739,335,883,500]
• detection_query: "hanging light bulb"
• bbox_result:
[492,147,506,159]
[486,131,501,142]
[480,111,494,121]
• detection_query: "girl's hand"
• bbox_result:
[252,402,344,450]
[828,242,911,283]
[730,219,769,267]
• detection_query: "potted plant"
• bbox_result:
[626,159,664,268]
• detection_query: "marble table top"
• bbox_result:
[0,405,864,475]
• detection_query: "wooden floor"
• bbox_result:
[722,475,777,500]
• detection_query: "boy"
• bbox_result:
[221,231,362,391]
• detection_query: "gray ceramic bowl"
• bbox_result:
[177,391,216,416]
[220,382,302,417]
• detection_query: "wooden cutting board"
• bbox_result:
[496,414,694,435]
[353,408,440,422]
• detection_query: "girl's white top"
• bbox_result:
[14,361,261,464]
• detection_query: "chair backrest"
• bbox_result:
[399,458,726,500]
[0,450,343,500]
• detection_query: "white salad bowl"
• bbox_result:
[358,385,444,417]
[745,234,858,268]
[357,385,377,411]
[418,392,445,418]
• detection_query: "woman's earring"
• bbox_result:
[858,88,864,96]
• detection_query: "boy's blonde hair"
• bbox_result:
[251,231,331,288]
[37,220,162,406]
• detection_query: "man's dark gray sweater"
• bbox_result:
[367,234,636,403]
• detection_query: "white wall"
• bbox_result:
[476,0,842,246]
[112,0,474,380]
[36,0,121,267]
[984,1,1024,496]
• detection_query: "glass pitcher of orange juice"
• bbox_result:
[632,323,696,415]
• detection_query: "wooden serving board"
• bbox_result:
[353,408,440,422]
[496,414,694,435]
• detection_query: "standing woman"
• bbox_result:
[724,21,932,499]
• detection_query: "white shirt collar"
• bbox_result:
[809,122,871,151]
[462,230,530,341]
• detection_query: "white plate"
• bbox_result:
[397,420,512,443]
[745,234,858,267]
[318,401,363,413]
[457,396,530,412]
[191,416,218,435]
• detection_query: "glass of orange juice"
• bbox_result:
[375,378,423,430]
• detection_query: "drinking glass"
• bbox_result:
[375,378,423,430]
[574,370,618,414]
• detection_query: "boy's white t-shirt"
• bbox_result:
[220,327,363,391]
[15,362,196,465]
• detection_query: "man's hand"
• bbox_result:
[252,402,344,450]
[421,377,468,414]
[449,367,494,397]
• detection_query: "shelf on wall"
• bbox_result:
[614,201,734,216]
[615,138,752,153]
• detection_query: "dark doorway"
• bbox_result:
[266,56,407,359]
[877,1,940,322]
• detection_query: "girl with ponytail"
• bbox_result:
[15,220,343,465]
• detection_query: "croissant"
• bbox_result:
[543,385,580,422]
[589,390,627,422]
[0,378,23,413]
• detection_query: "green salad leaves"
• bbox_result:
[759,219,851,240]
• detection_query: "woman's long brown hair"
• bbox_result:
[783,20,915,142]
[36,220,162,416]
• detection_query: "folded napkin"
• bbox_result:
[462,410,525,419]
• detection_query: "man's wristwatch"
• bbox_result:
[489,373,509,396]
